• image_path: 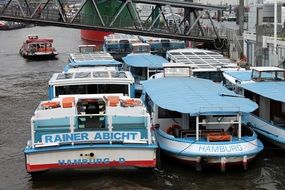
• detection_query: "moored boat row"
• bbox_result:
[23,42,284,174]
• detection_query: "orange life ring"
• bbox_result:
[166,124,182,136]
[41,101,60,108]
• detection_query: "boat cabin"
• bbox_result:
[251,67,285,82]
[78,44,96,53]
[48,68,135,99]
[130,43,151,54]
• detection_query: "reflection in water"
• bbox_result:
[0,26,284,190]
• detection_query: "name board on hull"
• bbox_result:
[42,131,141,144]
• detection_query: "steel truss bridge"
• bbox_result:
[0,0,227,47]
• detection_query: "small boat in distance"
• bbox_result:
[24,94,157,173]
[103,33,141,60]
[143,63,263,172]
[19,35,58,60]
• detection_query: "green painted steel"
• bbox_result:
[82,0,135,27]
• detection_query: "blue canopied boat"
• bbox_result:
[24,94,157,173]
[223,67,285,149]
[64,45,122,72]
[138,36,185,57]
[142,64,263,171]
[122,43,168,97]
[103,33,141,60]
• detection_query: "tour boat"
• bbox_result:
[142,64,263,171]
[64,45,122,72]
[48,68,135,99]
[19,35,58,59]
[24,94,157,173]
[223,67,285,149]
[138,36,185,57]
[122,43,168,97]
[166,48,240,82]
[103,33,141,60]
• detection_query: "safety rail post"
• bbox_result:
[147,115,151,144]
[196,115,199,141]
[238,114,242,140]
[108,115,113,144]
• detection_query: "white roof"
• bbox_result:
[104,33,140,42]
[49,69,134,86]
[252,67,285,72]
[166,48,238,71]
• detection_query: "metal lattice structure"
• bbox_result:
[0,0,226,46]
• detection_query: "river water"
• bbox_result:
[0,26,284,190]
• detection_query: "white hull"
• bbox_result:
[25,146,156,173]
[243,114,285,149]
[155,129,263,167]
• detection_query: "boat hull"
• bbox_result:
[155,129,263,168]
[20,49,58,60]
[81,30,111,42]
[243,114,285,149]
[25,145,157,173]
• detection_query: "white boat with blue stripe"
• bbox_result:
[24,94,157,173]
[223,67,285,149]
[142,64,263,171]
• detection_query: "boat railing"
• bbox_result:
[31,113,152,148]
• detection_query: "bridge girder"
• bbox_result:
[0,0,227,45]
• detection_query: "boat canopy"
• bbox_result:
[224,70,252,82]
[142,77,258,116]
[241,82,285,103]
[122,54,168,68]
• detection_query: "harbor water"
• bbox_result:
[0,26,284,190]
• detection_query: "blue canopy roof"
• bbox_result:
[122,54,168,68]
[142,77,258,116]
[241,82,285,103]
[224,70,252,82]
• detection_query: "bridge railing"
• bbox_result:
[0,2,228,44]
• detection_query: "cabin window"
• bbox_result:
[270,99,285,127]
[194,71,223,82]
[158,107,182,119]
[56,73,73,80]
[130,67,147,80]
[252,70,259,80]
[55,84,129,97]
[74,72,91,79]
